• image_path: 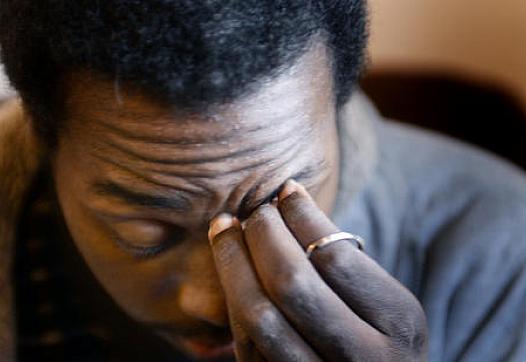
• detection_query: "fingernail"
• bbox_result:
[279,179,299,201]
[208,213,238,243]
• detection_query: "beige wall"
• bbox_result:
[368,0,526,106]
[0,64,14,100]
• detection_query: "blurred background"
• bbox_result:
[367,0,526,107]
[0,63,14,100]
[363,0,526,169]
[1,0,525,167]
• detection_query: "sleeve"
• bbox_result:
[417,188,526,362]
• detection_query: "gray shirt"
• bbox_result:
[6,93,526,361]
[332,94,526,362]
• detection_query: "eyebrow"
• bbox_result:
[236,160,329,220]
[90,159,328,216]
[91,181,193,212]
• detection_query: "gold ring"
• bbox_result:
[305,232,364,258]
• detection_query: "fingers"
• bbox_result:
[229,318,265,362]
[242,205,387,361]
[278,180,428,347]
[208,214,321,362]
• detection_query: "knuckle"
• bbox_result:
[241,302,292,353]
[407,306,428,354]
[268,269,312,306]
[377,333,426,362]
[391,299,428,354]
[243,301,279,333]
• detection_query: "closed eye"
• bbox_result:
[110,223,187,259]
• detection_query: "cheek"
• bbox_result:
[56,192,152,318]
[57,178,177,320]
[53,147,227,324]
[55,173,222,323]
[53,148,158,318]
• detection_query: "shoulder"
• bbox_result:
[374,120,526,254]
[335,95,526,360]
[373,122,526,361]
[0,98,43,219]
[334,94,526,269]
[375,120,526,233]
[354,118,526,278]
[0,98,44,362]
[377,120,526,199]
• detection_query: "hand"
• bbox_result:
[208,180,428,362]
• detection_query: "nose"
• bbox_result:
[177,282,229,327]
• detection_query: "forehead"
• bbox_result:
[55,43,335,222]
[62,41,333,137]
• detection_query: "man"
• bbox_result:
[0,1,525,361]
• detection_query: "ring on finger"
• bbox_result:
[305,232,365,258]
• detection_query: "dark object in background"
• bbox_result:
[361,70,526,169]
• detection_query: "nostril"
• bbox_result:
[177,284,229,327]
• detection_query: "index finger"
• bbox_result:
[208,214,321,362]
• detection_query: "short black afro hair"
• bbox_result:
[0,0,368,146]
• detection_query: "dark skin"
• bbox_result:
[51,42,427,360]
[209,180,428,361]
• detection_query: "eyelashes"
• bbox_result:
[110,226,187,259]
[113,237,169,259]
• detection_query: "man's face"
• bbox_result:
[52,44,340,359]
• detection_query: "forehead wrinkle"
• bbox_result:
[95,116,303,148]
[101,136,269,166]
[143,155,274,179]
[102,135,304,179]
[90,151,211,198]
[88,116,234,146]
[89,121,309,178]
[89,140,305,213]
[81,93,311,147]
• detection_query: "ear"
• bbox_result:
[0,98,46,361]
